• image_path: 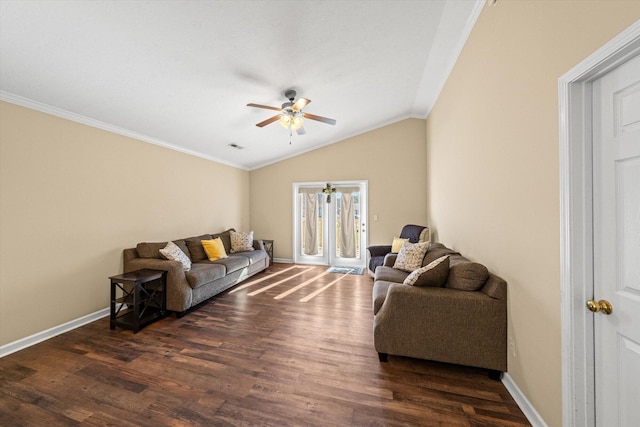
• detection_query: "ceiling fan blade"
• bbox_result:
[292,97,311,111]
[296,126,306,135]
[247,103,281,112]
[303,112,336,125]
[256,115,280,127]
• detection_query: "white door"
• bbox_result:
[293,181,367,268]
[592,53,640,427]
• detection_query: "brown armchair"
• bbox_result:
[367,224,429,275]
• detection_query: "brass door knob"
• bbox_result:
[586,299,613,315]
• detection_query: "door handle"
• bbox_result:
[586,299,613,315]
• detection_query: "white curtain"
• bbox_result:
[303,192,319,255]
[336,187,359,259]
[339,192,356,258]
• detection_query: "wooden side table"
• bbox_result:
[261,239,274,265]
[110,269,167,333]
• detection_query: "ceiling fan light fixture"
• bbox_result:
[291,116,303,130]
[279,114,292,128]
[279,113,304,130]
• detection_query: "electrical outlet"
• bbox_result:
[508,336,516,358]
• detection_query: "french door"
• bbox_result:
[293,181,367,268]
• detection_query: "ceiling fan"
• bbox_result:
[247,89,336,136]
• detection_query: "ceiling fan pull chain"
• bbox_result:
[289,126,292,145]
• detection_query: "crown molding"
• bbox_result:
[412,0,484,119]
[0,91,249,171]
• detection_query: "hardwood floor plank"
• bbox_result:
[0,264,530,426]
[0,392,81,427]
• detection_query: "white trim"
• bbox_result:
[0,91,246,171]
[502,373,548,427]
[412,0,484,118]
[559,20,640,427]
[273,257,293,264]
[0,307,112,358]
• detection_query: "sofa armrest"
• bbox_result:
[253,239,266,251]
[367,245,392,257]
[123,255,192,312]
[481,273,507,300]
[374,284,507,371]
[123,248,138,263]
[383,253,398,267]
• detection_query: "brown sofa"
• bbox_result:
[123,229,268,316]
[372,242,507,378]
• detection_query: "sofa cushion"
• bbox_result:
[374,266,410,283]
[393,241,429,272]
[185,263,226,289]
[137,240,193,260]
[212,229,235,254]
[238,249,268,265]
[230,230,255,253]
[202,237,228,261]
[446,262,489,291]
[159,241,192,271]
[448,254,471,267]
[210,255,249,274]
[136,242,167,259]
[422,243,460,266]
[403,255,449,287]
[185,234,213,262]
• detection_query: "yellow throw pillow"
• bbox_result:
[392,237,409,253]
[201,237,228,261]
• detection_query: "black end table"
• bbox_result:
[109,269,167,333]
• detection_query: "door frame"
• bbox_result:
[559,21,640,427]
[292,180,368,267]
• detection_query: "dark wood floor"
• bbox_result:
[0,263,530,426]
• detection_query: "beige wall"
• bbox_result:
[250,118,428,260]
[426,1,640,426]
[0,101,250,345]
[4,0,638,421]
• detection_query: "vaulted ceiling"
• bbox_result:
[0,0,483,170]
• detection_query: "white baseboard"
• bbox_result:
[0,307,111,358]
[273,257,293,263]
[502,373,548,427]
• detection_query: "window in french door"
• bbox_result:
[293,181,367,267]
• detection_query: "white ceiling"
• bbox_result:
[0,0,483,170]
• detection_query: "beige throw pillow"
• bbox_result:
[159,241,192,271]
[403,255,449,287]
[230,230,255,253]
[393,241,429,272]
